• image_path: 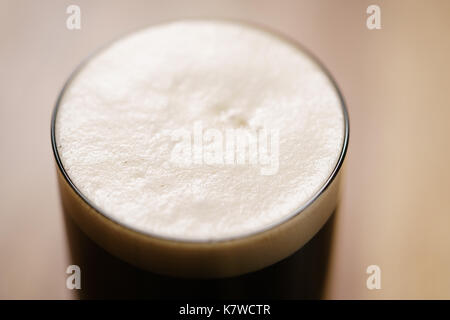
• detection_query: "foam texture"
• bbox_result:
[56,21,345,241]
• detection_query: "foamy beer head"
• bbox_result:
[52,20,348,277]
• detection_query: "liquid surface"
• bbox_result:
[55,20,345,241]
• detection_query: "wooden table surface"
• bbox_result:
[1,0,449,299]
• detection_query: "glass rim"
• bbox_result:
[50,18,350,244]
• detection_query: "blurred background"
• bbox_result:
[1,0,450,299]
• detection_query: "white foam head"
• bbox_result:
[55,20,345,241]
